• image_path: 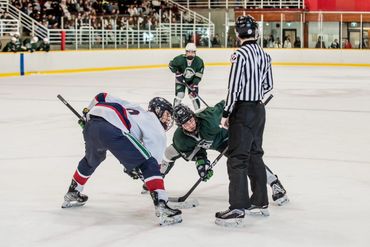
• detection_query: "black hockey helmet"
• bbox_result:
[173,104,194,126]
[235,15,258,39]
[148,97,174,131]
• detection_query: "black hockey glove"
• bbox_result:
[175,72,185,84]
[78,107,89,129]
[196,159,213,182]
[124,168,141,180]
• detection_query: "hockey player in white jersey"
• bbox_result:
[61,93,182,226]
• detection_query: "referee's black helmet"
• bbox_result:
[235,15,258,39]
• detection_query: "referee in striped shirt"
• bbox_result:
[216,15,273,225]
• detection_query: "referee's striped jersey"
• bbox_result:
[223,40,273,117]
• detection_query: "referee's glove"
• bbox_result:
[220,117,229,129]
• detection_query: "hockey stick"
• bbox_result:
[181,82,209,107]
[169,147,228,203]
[168,94,274,203]
[57,94,85,122]
[263,94,273,106]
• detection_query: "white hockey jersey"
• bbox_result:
[86,93,166,164]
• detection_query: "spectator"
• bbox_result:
[267,34,274,48]
[283,36,291,48]
[211,33,221,47]
[294,36,301,48]
[274,37,281,48]
[0,10,13,19]
[315,36,326,48]
[2,37,21,52]
[23,36,39,52]
[330,38,339,49]
[343,39,352,49]
[37,38,51,52]
[358,39,368,49]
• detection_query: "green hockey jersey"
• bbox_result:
[169,54,204,85]
[172,100,228,160]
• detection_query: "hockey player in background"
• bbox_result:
[169,43,205,111]
[160,102,289,206]
[61,93,182,226]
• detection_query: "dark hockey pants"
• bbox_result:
[227,101,268,209]
[76,117,161,184]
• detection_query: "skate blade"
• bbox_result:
[61,200,86,208]
[168,199,199,209]
[159,215,183,226]
[215,218,245,227]
[275,195,290,206]
[245,208,270,216]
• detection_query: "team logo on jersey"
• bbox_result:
[230,53,238,63]
[184,67,196,79]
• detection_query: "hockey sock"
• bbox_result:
[72,169,90,192]
[139,158,168,202]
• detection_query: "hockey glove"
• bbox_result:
[175,72,185,84]
[124,168,141,180]
[196,159,213,181]
[189,84,199,97]
[78,108,89,129]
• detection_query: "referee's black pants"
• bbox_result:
[227,101,268,209]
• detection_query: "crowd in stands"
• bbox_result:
[9,0,198,30]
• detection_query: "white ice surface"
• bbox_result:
[1,66,370,247]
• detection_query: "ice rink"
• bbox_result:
[1,65,370,247]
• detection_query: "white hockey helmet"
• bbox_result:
[185,43,197,52]
[11,37,17,43]
[31,36,39,43]
[43,38,49,44]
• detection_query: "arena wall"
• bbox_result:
[1,49,370,77]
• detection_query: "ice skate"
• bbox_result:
[215,208,245,227]
[61,180,88,208]
[271,179,289,206]
[141,184,149,194]
[151,191,182,226]
[245,205,270,216]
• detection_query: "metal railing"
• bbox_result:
[4,4,48,39]
[48,21,215,49]
[172,0,305,9]
[48,27,173,49]
[0,19,19,36]
[167,0,213,24]
[0,0,8,7]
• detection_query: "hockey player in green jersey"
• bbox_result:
[169,43,204,111]
[161,102,289,206]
